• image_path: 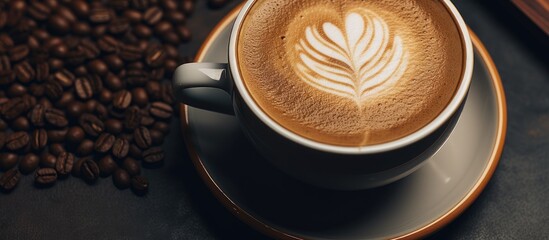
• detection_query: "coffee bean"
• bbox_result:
[140,114,155,127]
[49,143,65,156]
[99,155,117,177]
[146,81,162,100]
[90,7,112,24]
[123,157,141,176]
[0,169,21,191]
[72,21,91,36]
[98,89,113,104]
[131,175,149,195]
[150,102,173,119]
[44,108,68,128]
[1,98,26,120]
[75,77,94,100]
[49,14,70,33]
[105,119,123,134]
[109,18,130,35]
[112,138,130,159]
[181,0,194,15]
[0,70,15,85]
[125,68,148,87]
[45,79,63,99]
[119,45,142,62]
[81,158,100,183]
[129,144,142,159]
[144,7,163,25]
[104,55,124,73]
[131,0,149,10]
[7,83,27,97]
[67,126,85,145]
[35,168,57,185]
[154,21,172,34]
[124,106,141,131]
[167,11,186,24]
[57,6,77,23]
[51,43,68,58]
[55,152,74,175]
[71,0,90,18]
[49,58,64,71]
[9,45,29,62]
[80,39,100,59]
[47,128,68,143]
[176,26,192,42]
[113,169,130,189]
[66,101,85,119]
[35,63,49,82]
[6,131,30,151]
[76,139,94,156]
[0,153,19,171]
[134,127,152,149]
[84,99,98,113]
[149,129,164,145]
[20,153,40,174]
[131,88,149,107]
[94,133,115,153]
[113,90,132,110]
[79,113,104,137]
[153,121,170,134]
[52,69,75,88]
[142,147,164,164]
[134,24,152,38]
[28,2,52,21]
[97,36,119,54]
[40,153,57,168]
[161,81,174,104]
[11,116,30,131]
[105,73,124,91]
[145,44,167,68]
[32,129,48,150]
[14,61,35,84]
[87,60,108,76]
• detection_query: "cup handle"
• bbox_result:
[172,63,234,115]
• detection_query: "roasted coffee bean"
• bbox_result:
[87,60,108,76]
[123,9,142,23]
[66,126,85,144]
[105,73,124,91]
[123,157,140,176]
[40,153,57,168]
[1,98,26,120]
[144,7,163,25]
[49,143,65,156]
[119,45,142,62]
[0,153,19,171]
[51,43,68,58]
[72,21,91,35]
[140,114,155,127]
[71,0,90,17]
[90,7,112,24]
[181,0,195,14]
[113,90,132,110]
[150,129,164,145]
[11,116,30,131]
[97,36,119,53]
[176,26,192,42]
[80,39,100,59]
[108,105,126,119]
[91,25,108,39]
[81,158,100,183]
[161,0,178,11]
[145,44,166,68]
[98,89,113,104]
[21,94,37,110]
[49,14,70,33]
[55,92,74,109]
[6,131,29,151]
[150,102,173,119]
[52,69,75,87]
[112,138,130,159]
[44,108,68,127]
[124,106,141,130]
[35,63,49,82]
[131,0,149,10]
[99,155,117,177]
[7,83,27,97]
[55,152,74,175]
[104,55,124,72]
[134,24,152,38]
[75,77,94,100]
[0,169,21,191]
[108,0,130,10]
[146,81,162,100]
[84,99,98,113]
[47,128,68,143]
[131,88,149,107]
[165,59,178,72]
[109,18,130,35]
[94,133,115,153]
[9,45,29,62]
[37,98,53,109]
[113,169,130,189]
[161,81,174,104]
[142,147,164,164]
[45,79,63,99]
[79,114,104,137]
[32,129,48,150]
[20,153,40,174]
[125,68,148,87]
[57,6,77,23]
[134,127,152,149]
[14,61,35,84]
[0,55,11,71]
[153,121,170,134]
[76,139,94,156]
[129,144,142,159]
[49,58,64,71]
[35,168,57,185]
[131,175,149,195]
[66,101,85,119]
[105,119,123,134]
[0,70,15,85]
[167,11,186,24]
[28,2,52,21]
[154,21,172,34]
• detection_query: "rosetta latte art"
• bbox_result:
[295,10,408,104]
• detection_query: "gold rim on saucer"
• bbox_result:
[179,5,507,240]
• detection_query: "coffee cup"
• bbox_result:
[173,0,473,190]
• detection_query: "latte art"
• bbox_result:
[295,11,408,104]
[237,0,465,146]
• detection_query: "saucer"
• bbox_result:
[179,7,507,240]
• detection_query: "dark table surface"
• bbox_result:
[1,0,548,239]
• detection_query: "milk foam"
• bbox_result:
[237,0,464,146]
[294,9,408,104]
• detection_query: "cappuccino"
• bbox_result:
[237,0,464,146]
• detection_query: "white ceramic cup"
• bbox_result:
[173,0,474,190]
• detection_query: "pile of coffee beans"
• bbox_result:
[0,0,230,195]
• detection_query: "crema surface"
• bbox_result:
[237,0,464,146]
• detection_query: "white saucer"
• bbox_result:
[180,7,507,240]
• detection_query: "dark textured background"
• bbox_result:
[1,0,548,239]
